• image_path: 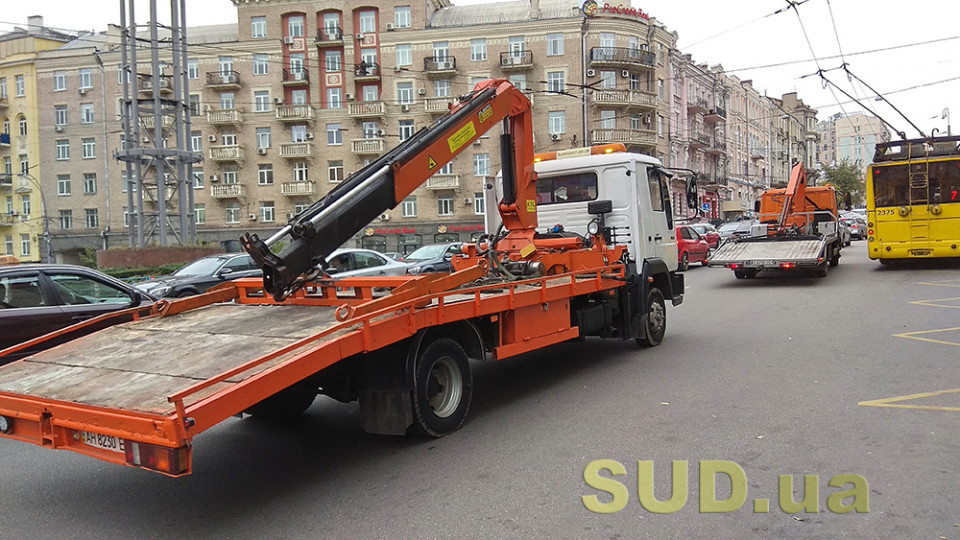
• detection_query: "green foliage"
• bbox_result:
[78,248,99,269]
[821,159,865,206]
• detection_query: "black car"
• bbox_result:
[404,243,463,275]
[135,253,262,298]
[717,220,758,243]
[0,264,156,362]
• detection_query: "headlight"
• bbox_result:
[154,286,173,297]
[587,220,601,236]
[407,266,422,275]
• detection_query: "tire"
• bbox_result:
[410,338,472,437]
[636,287,666,348]
[245,381,317,420]
[814,262,828,278]
[734,269,757,280]
[175,290,197,298]
[678,253,689,272]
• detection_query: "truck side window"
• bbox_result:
[535,172,598,205]
[646,166,673,229]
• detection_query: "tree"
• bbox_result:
[821,159,864,208]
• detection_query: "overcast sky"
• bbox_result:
[4,0,957,140]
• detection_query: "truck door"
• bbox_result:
[641,165,678,269]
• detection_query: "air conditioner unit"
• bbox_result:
[417,88,426,96]
[355,33,364,41]
[258,147,267,155]
[510,56,523,65]
[463,198,472,205]
[209,174,219,182]
[643,113,652,124]
[401,104,410,112]
[249,213,258,221]
[283,36,294,45]
[204,104,212,112]
[305,133,314,140]
[379,212,390,221]
[142,136,150,144]
[393,66,403,73]
[437,61,452,70]
[345,92,354,101]
[550,133,561,141]
[208,135,217,142]
[473,139,482,146]
[586,69,596,77]
[376,129,386,137]
[55,126,63,132]
[621,70,630,78]
[286,212,295,219]
[385,23,395,31]
[274,97,283,105]
[79,88,87,95]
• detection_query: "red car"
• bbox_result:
[688,223,721,249]
[676,225,710,271]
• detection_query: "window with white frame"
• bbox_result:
[192,168,204,189]
[287,15,304,37]
[629,72,641,91]
[362,85,378,101]
[20,195,30,217]
[396,44,412,66]
[398,119,414,141]
[194,203,205,224]
[322,13,340,35]
[401,196,417,217]
[474,154,490,176]
[546,71,565,94]
[658,114,665,137]
[189,95,201,117]
[15,75,24,97]
[327,87,342,109]
[258,163,273,185]
[54,71,67,91]
[79,69,93,89]
[80,103,95,124]
[259,201,275,223]
[474,192,485,215]
[254,90,271,112]
[328,160,344,183]
[508,75,527,91]
[293,161,308,182]
[600,71,616,89]
[548,111,565,135]
[358,10,376,33]
[4,197,11,214]
[657,79,664,99]
[327,123,342,145]
[20,234,30,257]
[225,202,240,224]
[433,42,450,62]
[508,36,525,56]
[81,138,96,159]
[187,60,199,80]
[54,105,68,126]
[434,79,450,97]
[220,92,235,109]
[397,82,413,104]
[191,131,202,152]
[291,125,307,142]
[437,196,454,216]
[253,54,269,75]
[256,127,271,149]
[630,113,641,131]
[4,235,12,255]
[59,209,73,229]
[57,175,72,196]
[600,110,616,130]
[56,140,70,160]
[325,50,341,72]
[18,117,26,136]
[83,173,97,194]
[85,208,99,228]
[251,16,267,38]
[222,165,239,184]
[362,121,378,139]
[290,89,307,105]
[222,132,237,146]
[395,6,411,28]
[439,163,453,175]
[0,77,6,99]
[547,33,564,56]
[471,39,487,61]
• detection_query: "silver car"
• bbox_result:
[325,248,410,278]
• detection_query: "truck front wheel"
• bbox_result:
[410,338,472,437]
[636,287,666,347]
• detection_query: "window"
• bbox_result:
[600,110,616,130]
[287,15,304,37]
[57,175,71,196]
[4,235,12,255]
[258,163,274,185]
[18,117,27,136]
[395,44,412,66]
[293,161,308,182]
[401,196,417,217]
[657,78,664,100]
[600,71,615,89]
[0,78,6,99]
[434,80,450,97]
[254,90,271,112]
[187,60,199,80]
[54,71,67,91]
[225,203,240,224]
[59,209,73,229]
[438,197,454,216]
[399,119,414,141]
[56,140,70,160]
[322,13,340,36]
[4,196,11,214]
[222,131,237,146]
[79,68,93,89]
[358,10,376,33]
[291,125,307,142]
[471,39,487,61]
[20,195,30,217]
[192,168,204,189]
[535,171,599,205]
[290,89,307,105]
[474,193,485,215]
[253,54,269,75]
[508,36,525,56]
[325,50,342,72]
[548,111,565,135]
[20,234,30,257]
[398,82,413,104]
[256,127,271,149]
[85,209,99,229]
[259,201,275,223]
[189,95,201,117]
[395,6,411,28]
[327,123,342,145]
[81,103,95,124]
[328,160,344,183]
[83,173,97,194]
[362,85,379,101]
[547,71,565,94]
[191,131,202,153]
[658,114,665,137]
[81,138,96,159]
[16,74,25,97]
[362,121,378,139]
[474,153,490,176]
[327,87,342,109]
[508,75,527,91]
[194,203,206,224]
[251,16,267,38]
[547,33,564,56]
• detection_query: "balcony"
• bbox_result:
[426,175,460,190]
[281,181,316,196]
[706,140,726,155]
[354,62,381,82]
[424,56,456,77]
[590,89,657,109]
[315,27,344,48]
[207,108,243,125]
[424,96,456,114]
[499,51,533,71]
[279,142,313,159]
[210,183,244,199]
[687,97,709,115]
[282,68,309,86]
[704,107,726,123]
[590,128,656,147]
[589,47,656,69]
[0,97,7,110]
[348,100,387,118]
[750,149,765,160]
[143,184,177,203]
[0,133,9,147]
[206,71,241,89]
[138,75,173,94]
[0,173,12,188]
[0,213,16,226]
[140,115,174,130]
[352,138,384,155]
[209,145,245,164]
[276,104,316,123]
[689,132,711,149]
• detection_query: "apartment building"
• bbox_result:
[816,112,890,176]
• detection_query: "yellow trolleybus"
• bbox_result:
[866,135,960,263]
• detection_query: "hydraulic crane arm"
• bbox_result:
[241,80,536,301]
[776,161,808,234]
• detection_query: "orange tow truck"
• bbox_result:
[0,80,685,477]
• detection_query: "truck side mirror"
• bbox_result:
[754,200,761,213]
[685,177,698,209]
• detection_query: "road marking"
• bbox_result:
[909,297,960,309]
[915,278,960,288]
[893,327,960,347]
[859,388,960,412]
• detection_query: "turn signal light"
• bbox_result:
[125,441,190,476]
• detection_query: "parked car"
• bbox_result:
[837,219,852,246]
[0,264,156,362]
[676,225,710,271]
[382,252,406,262]
[325,249,409,278]
[841,215,867,240]
[717,220,758,243]
[404,243,463,275]
[135,253,262,298]
[687,223,721,249]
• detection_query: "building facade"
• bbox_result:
[816,111,890,175]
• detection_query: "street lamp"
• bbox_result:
[942,107,951,136]
[17,172,53,263]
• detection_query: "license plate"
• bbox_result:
[80,431,125,453]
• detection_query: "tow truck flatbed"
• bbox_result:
[707,236,828,270]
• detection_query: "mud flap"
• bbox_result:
[359,390,413,435]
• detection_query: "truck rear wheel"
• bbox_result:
[636,287,666,347]
[410,338,472,437]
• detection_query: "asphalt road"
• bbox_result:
[1,242,958,539]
